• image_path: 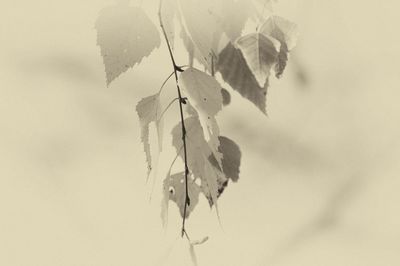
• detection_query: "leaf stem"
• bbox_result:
[158,0,191,238]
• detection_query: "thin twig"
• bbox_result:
[157,97,180,121]
[158,71,174,95]
[158,0,191,238]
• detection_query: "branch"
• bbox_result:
[158,0,191,238]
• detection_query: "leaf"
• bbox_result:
[216,42,269,113]
[236,33,280,87]
[209,136,242,182]
[178,0,223,68]
[163,172,201,218]
[208,0,252,41]
[160,0,177,50]
[180,68,223,163]
[136,94,163,179]
[172,116,227,208]
[260,16,299,78]
[180,68,223,117]
[221,88,231,106]
[95,3,161,85]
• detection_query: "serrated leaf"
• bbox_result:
[95,4,161,85]
[160,0,177,50]
[163,172,201,219]
[236,33,280,87]
[180,68,223,164]
[216,42,269,113]
[260,16,299,78]
[172,116,226,208]
[136,94,163,179]
[209,136,242,183]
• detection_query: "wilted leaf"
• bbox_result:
[236,33,280,87]
[260,16,299,78]
[217,42,269,113]
[163,172,201,218]
[96,3,161,85]
[136,94,163,178]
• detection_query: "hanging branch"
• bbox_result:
[158,0,191,238]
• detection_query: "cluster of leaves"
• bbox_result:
[95,0,298,231]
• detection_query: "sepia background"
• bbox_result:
[1,0,400,265]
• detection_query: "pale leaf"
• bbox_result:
[178,0,223,68]
[96,4,160,85]
[236,33,280,87]
[260,16,299,78]
[209,0,252,41]
[217,42,269,113]
[136,94,163,178]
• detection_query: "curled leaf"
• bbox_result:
[136,94,163,179]
[235,32,280,87]
[260,16,299,78]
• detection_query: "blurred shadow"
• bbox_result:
[264,174,364,265]
[230,119,326,174]
[20,54,98,83]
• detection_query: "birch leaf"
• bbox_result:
[178,0,223,68]
[209,136,242,182]
[180,68,223,117]
[217,42,269,113]
[136,94,163,178]
[96,4,161,85]
[172,117,226,208]
[180,68,223,163]
[260,16,299,78]
[209,0,252,41]
[236,33,280,87]
[163,172,201,218]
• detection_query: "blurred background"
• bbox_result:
[1,0,400,265]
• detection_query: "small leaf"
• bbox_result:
[163,172,201,218]
[96,4,161,85]
[136,94,163,179]
[217,42,269,113]
[260,16,299,78]
[221,88,231,106]
[236,33,280,87]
